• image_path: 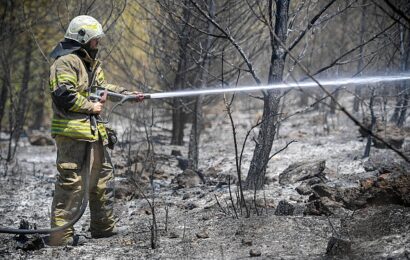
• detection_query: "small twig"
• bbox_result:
[228,176,238,219]
[214,194,228,215]
[253,184,260,216]
[165,204,169,233]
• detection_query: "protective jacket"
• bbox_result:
[49,40,126,142]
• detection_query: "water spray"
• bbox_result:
[143,74,410,99]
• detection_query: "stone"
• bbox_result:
[296,183,312,195]
[311,184,338,199]
[16,235,45,251]
[304,199,332,216]
[176,157,189,171]
[274,200,295,216]
[182,193,190,200]
[171,150,182,156]
[172,169,204,189]
[27,131,54,146]
[196,230,209,239]
[114,178,135,199]
[184,202,198,210]
[249,249,261,257]
[169,232,179,238]
[325,236,352,256]
[241,239,253,246]
[279,160,326,185]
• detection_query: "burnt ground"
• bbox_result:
[0,94,410,259]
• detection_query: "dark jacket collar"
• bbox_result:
[49,39,82,59]
[50,39,99,71]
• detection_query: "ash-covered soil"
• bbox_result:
[1,95,409,259]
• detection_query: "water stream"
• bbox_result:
[147,74,410,99]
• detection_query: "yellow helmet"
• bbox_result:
[64,15,104,44]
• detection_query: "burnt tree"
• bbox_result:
[390,24,410,127]
[244,0,290,190]
[171,1,193,145]
[187,0,215,170]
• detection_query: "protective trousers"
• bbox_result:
[49,136,115,245]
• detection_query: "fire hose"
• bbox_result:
[0,143,91,235]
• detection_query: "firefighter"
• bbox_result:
[48,15,143,246]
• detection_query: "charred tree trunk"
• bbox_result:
[0,76,8,133]
[187,0,214,170]
[244,0,290,190]
[330,2,348,115]
[0,1,14,133]
[353,0,367,112]
[30,70,47,130]
[171,98,186,145]
[390,25,409,127]
[171,1,192,145]
[7,36,33,161]
[188,96,203,170]
[363,88,376,158]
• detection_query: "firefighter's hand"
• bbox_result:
[92,102,104,114]
[131,91,144,102]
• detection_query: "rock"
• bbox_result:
[304,199,332,216]
[325,236,352,256]
[306,166,410,215]
[172,169,204,189]
[296,183,312,195]
[176,157,189,171]
[274,200,295,216]
[182,193,190,200]
[304,196,346,216]
[311,184,338,199]
[279,160,326,185]
[358,172,410,207]
[363,154,410,174]
[264,175,277,185]
[184,202,198,210]
[16,235,45,251]
[114,178,135,199]
[206,166,219,178]
[27,131,54,146]
[171,150,182,156]
[196,230,209,239]
[169,232,179,238]
[249,249,261,257]
[241,239,253,246]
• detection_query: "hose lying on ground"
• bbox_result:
[0,144,91,235]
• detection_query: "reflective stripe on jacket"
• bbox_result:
[49,50,124,141]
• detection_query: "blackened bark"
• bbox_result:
[8,36,33,160]
[363,88,375,158]
[188,0,214,170]
[188,96,203,170]
[0,77,8,132]
[171,1,192,145]
[353,0,367,112]
[244,0,290,190]
[0,1,13,133]
[171,99,186,145]
[390,25,409,127]
[30,70,47,130]
[330,2,348,115]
